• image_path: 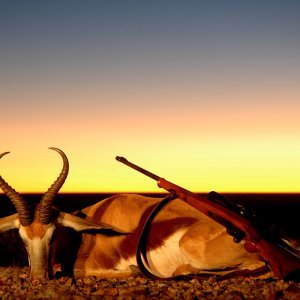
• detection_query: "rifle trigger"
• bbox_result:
[226,227,245,244]
[234,237,243,243]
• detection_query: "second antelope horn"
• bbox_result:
[39,147,69,224]
[0,152,32,226]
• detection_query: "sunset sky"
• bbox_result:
[1,1,300,193]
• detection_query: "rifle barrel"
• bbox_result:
[115,156,161,181]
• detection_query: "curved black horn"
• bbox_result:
[39,147,69,224]
[0,152,31,226]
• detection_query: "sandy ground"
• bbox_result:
[0,266,299,300]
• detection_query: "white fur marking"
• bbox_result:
[116,229,188,277]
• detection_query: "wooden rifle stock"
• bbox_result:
[116,156,300,280]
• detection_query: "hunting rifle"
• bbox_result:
[116,156,300,280]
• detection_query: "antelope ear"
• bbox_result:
[56,212,128,234]
[0,214,20,232]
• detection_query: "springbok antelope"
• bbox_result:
[0,148,123,280]
[0,148,297,280]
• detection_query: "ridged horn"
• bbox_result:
[38,148,69,224]
[0,152,32,226]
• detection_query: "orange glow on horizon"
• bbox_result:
[1,134,300,194]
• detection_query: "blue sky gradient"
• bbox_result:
[1,1,300,192]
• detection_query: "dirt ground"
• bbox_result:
[0,266,299,300]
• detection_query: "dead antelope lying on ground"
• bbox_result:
[0,148,297,280]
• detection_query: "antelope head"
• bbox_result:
[0,148,121,280]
